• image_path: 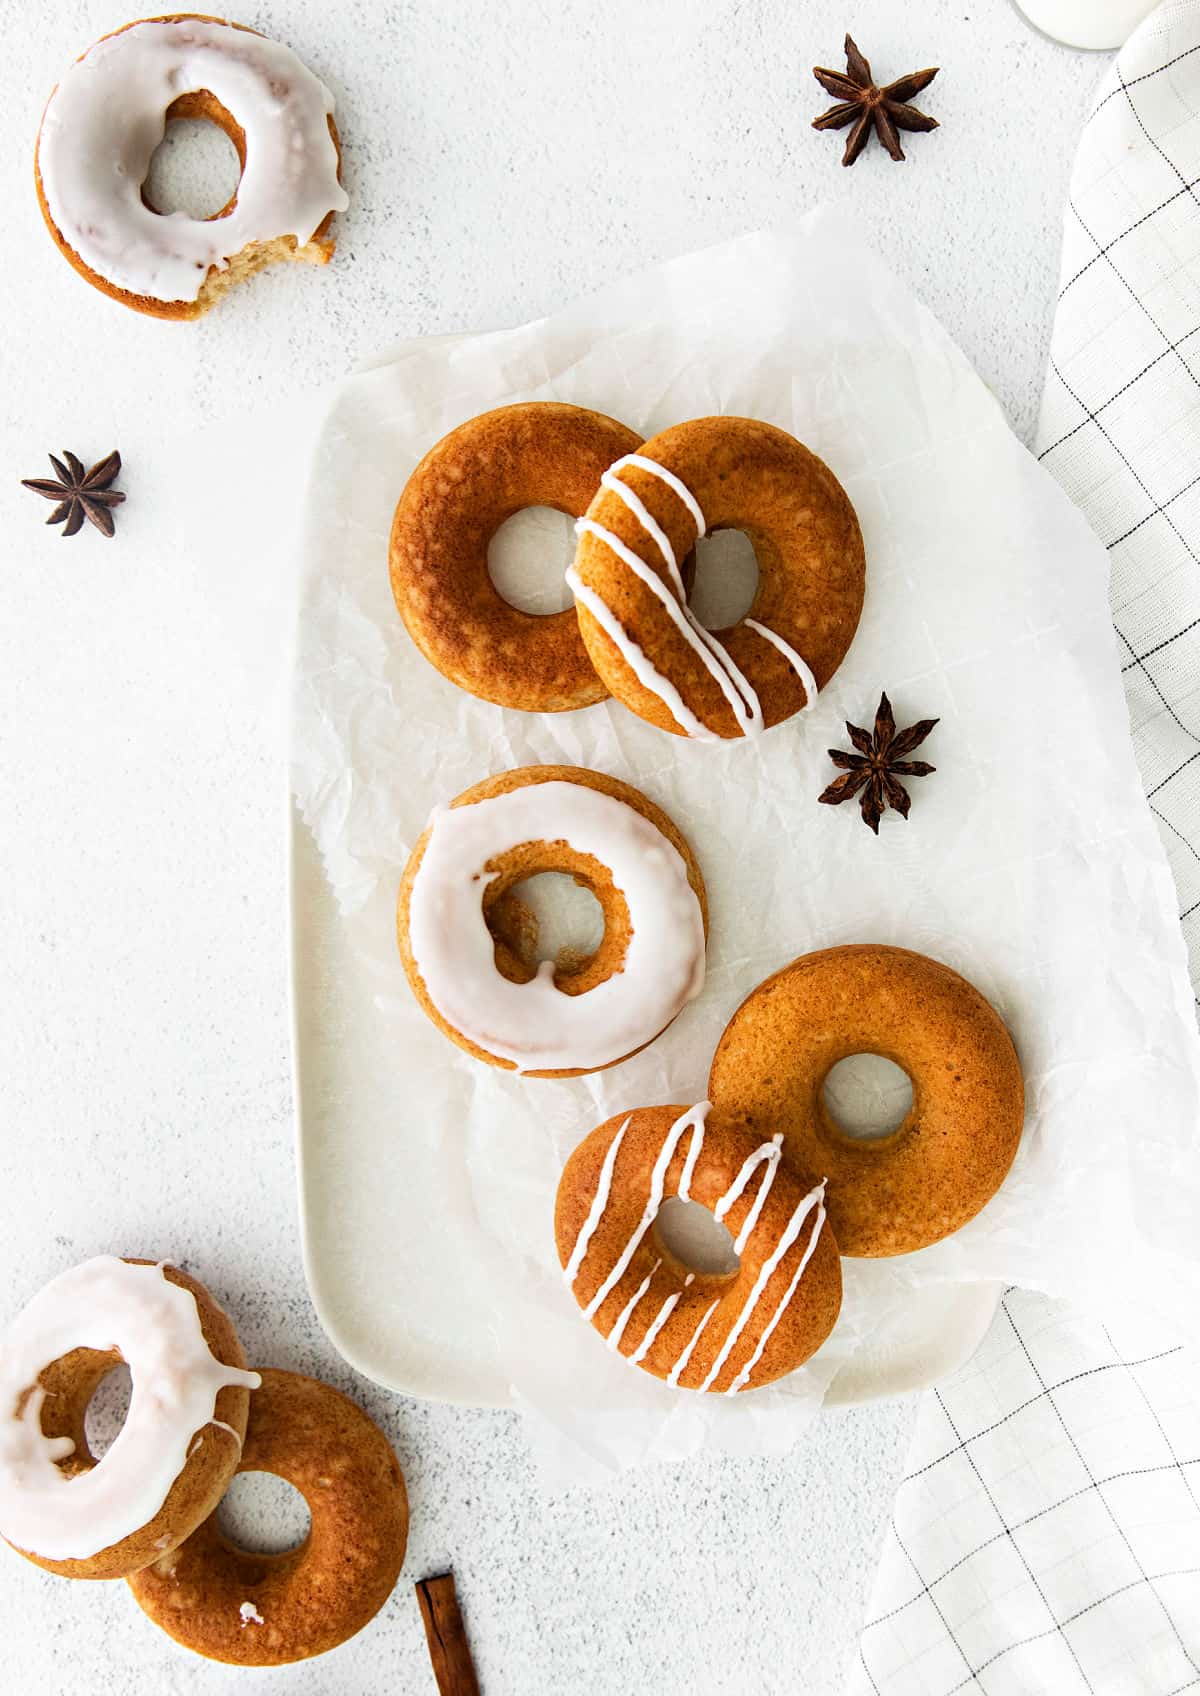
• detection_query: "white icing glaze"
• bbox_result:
[240,1600,265,1626]
[611,454,707,535]
[564,567,717,741]
[607,1260,661,1351]
[744,619,819,712]
[37,20,348,303]
[715,1134,784,1255]
[725,1187,828,1396]
[666,1299,721,1388]
[408,781,706,1073]
[563,1115,631,1285]
[695,1183,826,1395]
[564,1104,827,1392]
[571,456,820,738]
[580,1105,710,1319]
[577,517,762,734]
[0,1257,259,1562]
[628,1290,683,1365]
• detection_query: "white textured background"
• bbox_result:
[0,2,1104,1691]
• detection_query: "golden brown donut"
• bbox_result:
[0,1258,254,1581]
[397,765,708,1078]
[34,17,345,321]
[708,946,1025,1257]
[569,416,865,739]
[127,1369,408,1665]
[389,403,644,711]
[555,1104,841,1392]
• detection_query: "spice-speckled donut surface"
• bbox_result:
[390,402,643,711]
[127,1369,408,1666]
[709,945,1024,1257]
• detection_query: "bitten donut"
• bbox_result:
[0,1256,258,1580]
[389,403,645,712]
[555,1103,841,1392]
[127,1369,407,1665]
[708,946,1025,1257]
[568,417,865,739]
[397,765,707,1077]
[34,16,348,319]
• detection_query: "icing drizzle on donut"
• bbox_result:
[0,1257,259,1562]
[407,780,706,1073]
[564,1105,827,1393]
[569,455,819,739]
[37,20,348,304]
[580,1105,709,1319]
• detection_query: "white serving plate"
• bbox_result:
[290,801,1002,1411]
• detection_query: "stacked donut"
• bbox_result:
[0,1257,407,1666]
[390,402,866,738]
[556,946,1024,1395]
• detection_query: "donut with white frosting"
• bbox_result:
[128,1370,408,1666]
[34,15,348,319]
[568,417,866,739]
[0,1256,259,1579]
[397,765,708,1077]
[555,1103,842,1391]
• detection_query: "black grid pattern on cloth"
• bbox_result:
[852,16,1200,1692]
[1037,5,1200,1010]
[853,1289,1200,1696]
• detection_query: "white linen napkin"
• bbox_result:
[854,6,1200,1689]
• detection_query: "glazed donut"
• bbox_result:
[389,403,647,712]
[708,946,1025,1257]
[567,416,865,739]
[555,1103,841,1392]
[127,1369,407,1665]
[397,765,707,1077]
[35,16,348,320]
[0,1256,258,1580]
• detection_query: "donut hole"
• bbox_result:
[83,1362,132,1461]
[654,1197,741,1276]
[487,506,577,615]
[492,872,605,975]
[143,108,244,222]
[689,528,760,630]
[821,1053,914,1143]
[217,1472,311,1557]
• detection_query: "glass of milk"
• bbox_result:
[1011,0,1159,49]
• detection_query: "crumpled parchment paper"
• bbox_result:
[286,207,1200,1479]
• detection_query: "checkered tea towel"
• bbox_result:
[853,5,1200,1691]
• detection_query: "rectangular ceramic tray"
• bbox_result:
[291,795,1002,1408]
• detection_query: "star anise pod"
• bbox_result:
[818,692,938,834]
[812,35,939,167]
[21,450,126,538]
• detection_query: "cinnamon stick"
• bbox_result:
[416,1572,480,1696]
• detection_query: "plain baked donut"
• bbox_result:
[0,1256,257,1580]
[708,945,1025,1257]
[568,417,865,739]
[127,1369,408,1665]
[389,403,646,712]
[34,15,347,320]
[397,765,708,1077]
[555,1103,841,1392]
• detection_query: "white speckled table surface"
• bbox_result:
[0,2,1106,1690]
